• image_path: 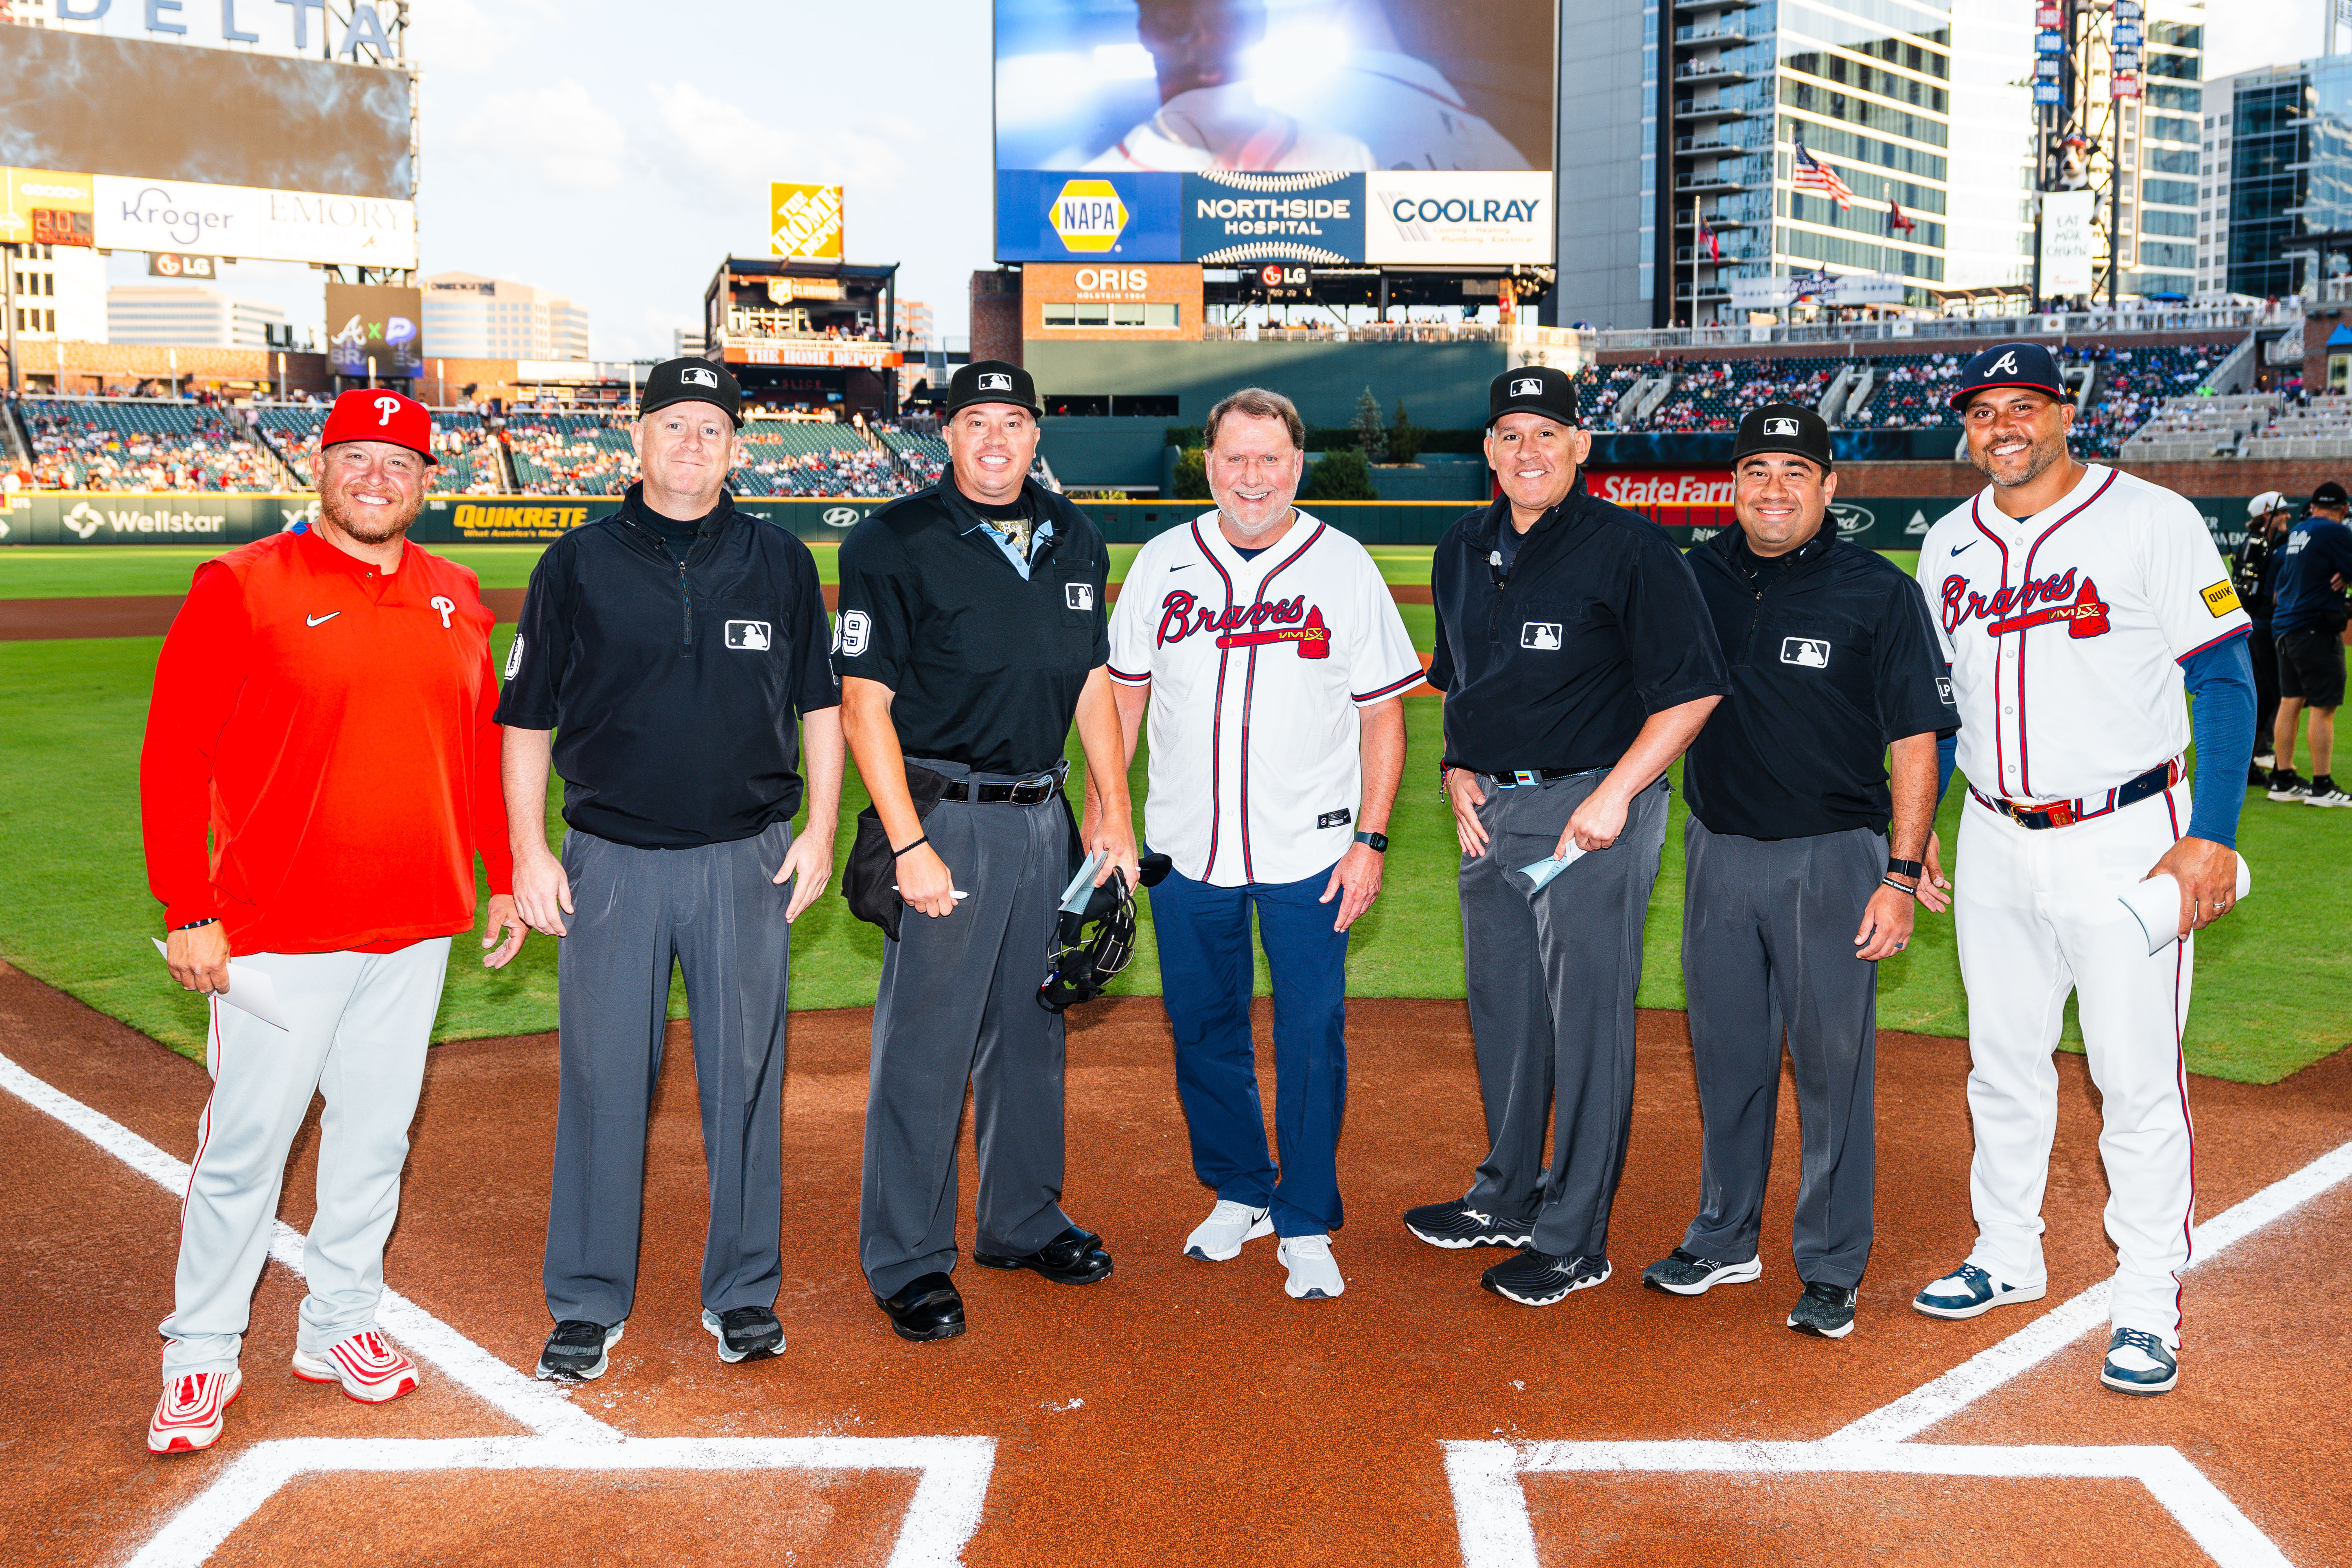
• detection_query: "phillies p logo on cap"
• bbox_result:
[321,388,438,465]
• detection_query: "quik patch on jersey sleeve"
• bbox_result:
[2200,580,2243,617]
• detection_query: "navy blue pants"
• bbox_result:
[1148,859,1350,1238]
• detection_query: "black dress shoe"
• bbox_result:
[874,1272,966,1342]
[971,1225,1114,1284]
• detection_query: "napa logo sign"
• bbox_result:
[996,171,1180,262]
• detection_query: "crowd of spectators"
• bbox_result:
[17,398,288,491]
[1846,354,1967,429]
[506,414,638,496]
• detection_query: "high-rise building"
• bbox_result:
[7,244,105,341]
[420,273,590,361]
[1558,0,2057,327]
[2200,56,2352,300]
[107,285,285,349]
[896,299,936,352]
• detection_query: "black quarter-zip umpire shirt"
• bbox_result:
[1681,525,1959,840]
[834,474,1110,775]
[494,484,842,848]
[1429,476,1728,774]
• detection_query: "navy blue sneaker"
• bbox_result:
[2100,1328,2179,1395]
[1913,1262,2047,1320]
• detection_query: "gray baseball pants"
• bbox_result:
[543,820,794,1326]
[859,770,1075,1300]
[1458,769,1670,1261]
[1678,816,1884,1289]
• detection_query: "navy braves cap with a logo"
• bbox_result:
[639,356,743,426]
[947,360,1041,416]
[1732,402,1833,472]
[1948,342,2068,409]
[1486,364,1578,429]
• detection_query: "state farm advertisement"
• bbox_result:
[1589,470,1734,509]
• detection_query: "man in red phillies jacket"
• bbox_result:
[138,389,525,1455]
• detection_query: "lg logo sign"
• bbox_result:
[1259,264,1309,289]
[1073,267,1149,292]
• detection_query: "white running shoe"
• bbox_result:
[291,1329,420,1404]
[1279,1234,1345,1300]
[149,1369,241,1454]
[2305,783,2352,807]
[1184,1199,1273,1262]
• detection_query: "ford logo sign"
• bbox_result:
[821,506,861,527]
[1828,503,1873,536]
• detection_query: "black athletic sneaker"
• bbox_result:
[1403,1198,1534,1250]
[1786,1280,1858,1339]
[1479,1249,1611,1306]
[2268,770,2311,802]
[536,1319,624,1381]
[2306,774,2352,807]
[702,1305,784,1364]
[1641,1247,1763,1296]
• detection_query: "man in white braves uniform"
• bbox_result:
[1090,386,1420,1300]
[1914,342,2258,1397]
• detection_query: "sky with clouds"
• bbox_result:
[102,0,2327,361]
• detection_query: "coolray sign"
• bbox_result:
[1591,470,1734,507]
[1363,171,1551,264]
[1181,172,1363,265]
[995,170,1180,261]
[93,175,417,269]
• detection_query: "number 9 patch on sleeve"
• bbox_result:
[2201,580,2243,617]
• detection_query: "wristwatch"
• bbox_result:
[1886,857,1925,879]
[1355,831,1389,853]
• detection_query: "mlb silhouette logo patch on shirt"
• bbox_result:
[726,620,770,651]
[1066,582,1095,611]
[1521,622,1563,650]
[1782,636,1831,668]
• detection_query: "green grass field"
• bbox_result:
[2,542,2343,1084]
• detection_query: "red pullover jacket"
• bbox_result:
[140,527,514,954]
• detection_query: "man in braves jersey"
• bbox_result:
[1913,342,2256,1397]
[1093,386,1420,1301]
[140,389,525,1453]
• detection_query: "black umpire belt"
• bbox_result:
[940,764,1068,805]
[1970,757,2182,830]
[1478,767,1598,789]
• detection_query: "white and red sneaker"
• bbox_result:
[149,1370,241,1454]
[291,1330,419,1404]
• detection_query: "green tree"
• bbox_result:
[1171,446,1211,500]
[1352,387,1387,463]
[1387,398,1423,465]
[1299,446,1378,501]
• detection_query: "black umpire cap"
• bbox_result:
[948,360,1042,416]
[639,357,744,427]
[2312,480,2351,509]
[1948,341,2068,410]
[1487,365,1579,429]
[1733,403,1833,472]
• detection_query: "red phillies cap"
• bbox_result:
[321,389,438,465]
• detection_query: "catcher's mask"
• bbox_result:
[1038,855,1171,1012]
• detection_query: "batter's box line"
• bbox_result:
[0,1050,999,1568]
[1441,1133,2352,1568]
[122,1435,998,1568]
[1441,1440,2291,1568]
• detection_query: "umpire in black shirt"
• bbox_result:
[499,359,845,1379]
[836,361,1140,1342]
[1409,366,1728,1307]
[1640,404,1957,1341]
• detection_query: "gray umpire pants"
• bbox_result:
[544,820,794,1326]
[860,765,1075,1300]
[1679,816,1883,1288]
[1459,769,1670,1260]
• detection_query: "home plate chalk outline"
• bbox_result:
[0,1051,995,1568]
[1443,1136,2352,1568]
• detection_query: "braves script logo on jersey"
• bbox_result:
[1156,590,1328,660]
[1939,569,2111,639]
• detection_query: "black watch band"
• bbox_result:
[1354,830,1389,853]
[1886,857,1924,879]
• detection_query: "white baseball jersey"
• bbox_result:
[1108,509,1423,887]
[1918,464,2249,804]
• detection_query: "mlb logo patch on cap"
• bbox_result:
[979,372,1012,391]
[639,356,744,425]
[1510,376,1545,398]
[1486,365,1578,429]
[1732,402,1831,471]
[947,360,1041,415]
[681,366,718,389]
[1763,416,1798,436]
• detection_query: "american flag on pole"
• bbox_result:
[1887,199,1917,236]
[1792,136,1855,210]
[1696,210,1721,262]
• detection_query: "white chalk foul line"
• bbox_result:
[1443,1134,2352,1568]
[1838,1135,2352,1445]
[0,1048,996,1564]
[121,1435,998,1568]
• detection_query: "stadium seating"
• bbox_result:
[1847,354,1966,429]
[258,405,506,494]
[506,413,636,496]
[2241,394,2352,460]
[19,398,290,491]
[1574,364,1645,430]
[2122,394,2280,462]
